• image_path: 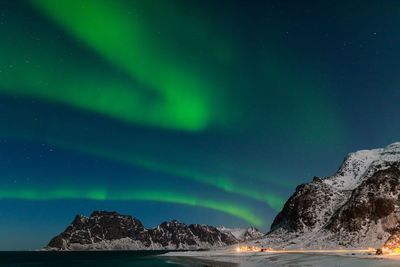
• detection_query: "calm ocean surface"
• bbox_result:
[0,251,204,266]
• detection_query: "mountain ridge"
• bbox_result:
[46,210,263,250]
[252,142,400,250]
[47,142,400,251]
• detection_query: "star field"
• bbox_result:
[1,0,400,250]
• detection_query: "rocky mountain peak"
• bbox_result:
[46,211,255,250]
[324,142,400,190]
[90,210,120,217]
[216,225,264,241]
[260,142,400,249]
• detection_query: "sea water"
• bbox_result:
[0,251,204,266]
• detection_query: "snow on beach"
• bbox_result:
[163,249,400,266]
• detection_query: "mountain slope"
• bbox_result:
[217,226,264,241]
[46,211,240,250]
[255,142,400,249]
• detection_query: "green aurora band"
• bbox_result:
[51,137,286,211]
[0,0,344,226]
[0,187,263,226]
[0,125,286,211]
[0,87,287,213]
[26,0,228,131]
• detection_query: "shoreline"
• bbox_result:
[163,250,400,267]
[4,249,400,266]
[163,256,237,267]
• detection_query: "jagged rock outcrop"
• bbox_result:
[48,143,400,250]
[256,142,400,249]
[327,166,400,235]
[217,226,264,241]
[46,211,240,250]
[270,177,346,232]
[243,226,264,240]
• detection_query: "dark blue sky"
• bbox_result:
[1,0,400,250]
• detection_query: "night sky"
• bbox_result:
[1,0,400,250]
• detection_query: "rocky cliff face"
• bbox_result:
[270,176,347,233]
[327,166,400,235]
[257,142,400,249]
[48,143,400,250]
[46,211,241,250]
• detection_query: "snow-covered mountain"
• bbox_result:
[217,226,264,241]
[47,143,400,251]
[252,142,400,250]
[46,211,248,250]
[324,142,400,190]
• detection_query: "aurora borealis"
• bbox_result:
[1,0,400,250]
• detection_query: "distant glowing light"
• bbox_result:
[381,247,400,255]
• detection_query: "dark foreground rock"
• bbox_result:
[261,142,400,249]
[46,211,243,250]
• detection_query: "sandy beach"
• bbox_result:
[164,250,400,266]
